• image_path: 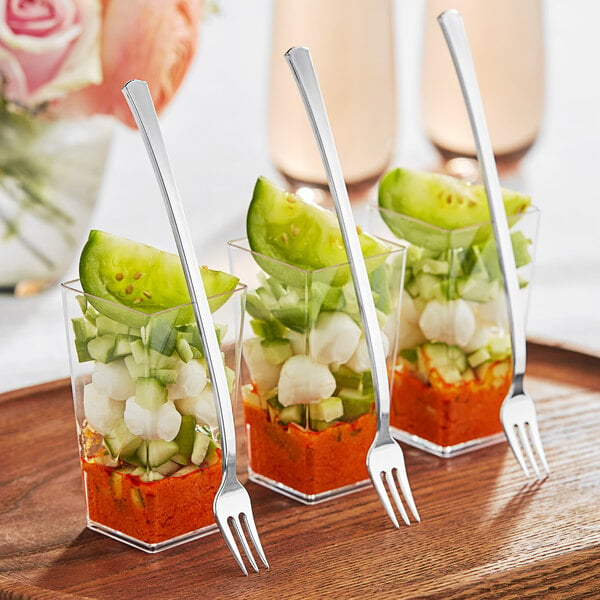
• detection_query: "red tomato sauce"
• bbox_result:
[244,403,376,496]
[81,457,221,544]
[390,360,511,447]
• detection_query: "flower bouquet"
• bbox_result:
[0,0,203,294]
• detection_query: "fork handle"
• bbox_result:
[285,47,392,428]
[121,80,237,471]
[437,11,526,379]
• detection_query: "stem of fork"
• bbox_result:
[283,46,392,424]
[436,10,527,378]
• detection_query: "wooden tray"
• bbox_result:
[1,343,599,600]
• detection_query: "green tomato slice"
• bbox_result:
[247,177,389,287]
[378,168,531,251]
[79,230,239,326]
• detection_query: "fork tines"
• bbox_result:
[215,495,269,576]
[368,443,421,528]
[503,412,550,480]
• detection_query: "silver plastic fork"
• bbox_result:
[438,10,549,479]
[122,80,269,574]
[285,47,420,526]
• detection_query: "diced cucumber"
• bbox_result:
[488,334,511,361]
[311,281,345,313]
[434,365,463,384]
[332,364,363,390]
[416,273,443,301]
[113,334,132,359]
[475,231,532,281]
[406,244,427,268]
[130,487,144,508]
[457,276,499,303]
[271,306,308,333]
[309,397,344,422]
[191,430,211,465]
[173,323,223,355]
[246,291,273,321]
[131,468,165,483]
[511,231,532,268]
[145,315,177,356]
[135,377,167,410]
[76,294,88,314]
[149,368,178,385]
[136,439,179,468]
[369,264,392,315]
[260,338,292,365]
[405,277,420,298]
[172,415,196,465]
[278,404,304,425]
[446,249,466,279]
[172,464,201,478]
[467,347,492,368]
[110,471,124,499]
[130,338,146,364]
[266,275,286,299]
[362,370,374,394]
[225,365,236,394]
[420,258,450,276]
[85,304,99,325]
[87,334,116,363]
[250,318,287,340]
[124,354,145,379]
[309,419,338,432]
[463,245,489,279]
[242,383,262,409]
[176,337,194,363]
[476,360,510,384]
[104,420,143,460]
[399,348,418,363]
[96,315,130,336]
[439,278,459,301]
[278,288,301,309]
[156,460,181,476]
[342,282,359,315]
[72,317,96,362]
[338,388,373,422]
[204,439,219,466]
[72,317,96,343]
[150,349,179,370]
[422,342,468,373]
[256,285,278,310]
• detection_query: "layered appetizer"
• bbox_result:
[229,178,405,503]
[63,230,243,551]
[377,168,538,455]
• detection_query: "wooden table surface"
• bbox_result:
[1,342,599,600]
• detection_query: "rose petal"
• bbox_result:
[52,0,203,126]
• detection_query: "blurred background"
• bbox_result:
[0,0,598,393]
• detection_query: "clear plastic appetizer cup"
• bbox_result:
[62,279,246,552]
[372,205,539,457]
[228,237,406,504]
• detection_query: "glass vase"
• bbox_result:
[62,279,246,552]
[371,205,540,457]
[228,237,406,504]
[1,115,113,296]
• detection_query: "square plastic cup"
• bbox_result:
[369,204,540,457]
[228,237,406,504]
[61,279,246,552]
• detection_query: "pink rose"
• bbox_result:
[0,0,102,106]
[53,0,203,127]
